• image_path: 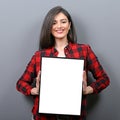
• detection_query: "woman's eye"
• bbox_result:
[62,21,67,23]
[52,21,56,25]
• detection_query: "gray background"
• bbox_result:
[0,0,119,120]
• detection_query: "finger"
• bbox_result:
[36,71,41,83]
[82,71,87,89]
[36,71,41,80]
[83,80,87,89]
[38,71,41,76]
[36,71,41,88]
[36,80,40,88]
[31,87,39,95]
[83,71,86,82]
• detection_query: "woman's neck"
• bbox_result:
[55,39,68,50]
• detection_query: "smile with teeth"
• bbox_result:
[56,29,64,34]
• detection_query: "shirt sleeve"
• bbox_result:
[16,51,40,96]
[86,45,110,94]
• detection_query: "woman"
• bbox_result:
[16,6,110,120]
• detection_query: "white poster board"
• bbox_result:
[39,57,84,116]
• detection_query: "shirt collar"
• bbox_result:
[64,42,72,51]
[51,42,73,56]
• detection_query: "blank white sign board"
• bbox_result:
[39,57,84,116]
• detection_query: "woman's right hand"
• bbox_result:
[31,71,41,95]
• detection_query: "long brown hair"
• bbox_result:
[39,6,77,50]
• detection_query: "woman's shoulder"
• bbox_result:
[70,42,91,49]
[33,47,52,56]
[34,50,41,56]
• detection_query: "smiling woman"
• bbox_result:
[51,13,71,41]
[16,6,110,120]
[39,6,77,50]
[51,12,71,57]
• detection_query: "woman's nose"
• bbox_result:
[56,22,61,28]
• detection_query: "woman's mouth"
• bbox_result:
[56,30,64,34]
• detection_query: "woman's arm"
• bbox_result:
[16,51,40,96]
[86,45,110,94]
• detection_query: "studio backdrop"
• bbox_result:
[0,0,120,120]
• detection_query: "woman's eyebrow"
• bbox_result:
[54,18,67,21]
[61,19,68,21]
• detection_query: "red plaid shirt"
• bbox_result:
[16,43,110,120]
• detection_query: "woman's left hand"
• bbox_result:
[82,71,93,95]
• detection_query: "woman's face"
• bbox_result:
[51,12,71,41]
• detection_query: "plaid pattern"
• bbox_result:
[16,43,110,120]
